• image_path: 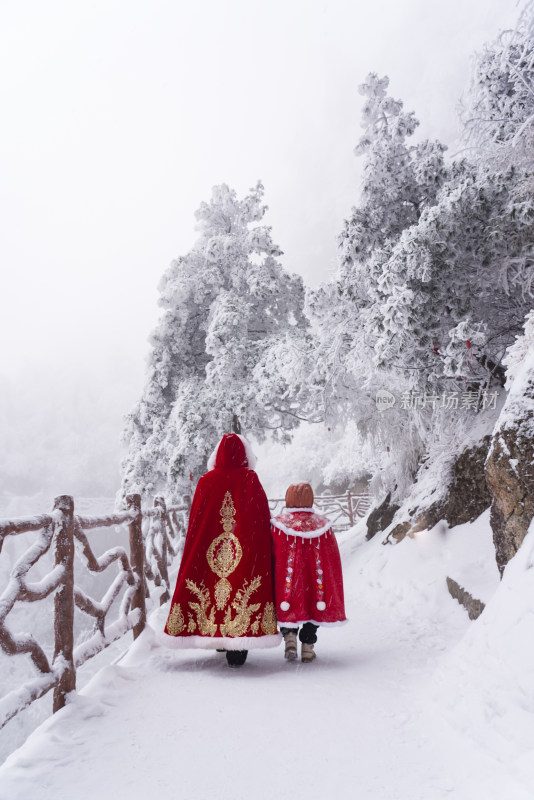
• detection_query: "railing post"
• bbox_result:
[53,495,76,713]
[347,491,354,528]
[154,496,170,605]
[126,494,146,640]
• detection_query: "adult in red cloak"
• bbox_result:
[162,433,281,666]
[271,482,347,662]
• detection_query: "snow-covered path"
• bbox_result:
[0,519,531,800]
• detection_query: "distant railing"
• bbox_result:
[0,494,189,731]
[269,492,372,529]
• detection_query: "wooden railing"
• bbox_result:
[0,489,370,733]
[0,494,188,731]
[269,492,372,529]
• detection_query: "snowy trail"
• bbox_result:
[0,523,531,800]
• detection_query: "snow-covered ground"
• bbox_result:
[1,509,533,799]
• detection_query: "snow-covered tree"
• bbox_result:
[325,74,449,396]
[305,58,534,499]
[462,2,534,169]
[119,182,306,502]
[461,6,534,305]
[367,4,534,391]
[366,161,533,388]
[297,76,451,496]
[331,64,534,391]
[338,73,448,277]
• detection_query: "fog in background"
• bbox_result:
[0,0,521,509]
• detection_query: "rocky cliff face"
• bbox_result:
[485,324,534,576]
[441,436,493,526]
[367,316,534,576]
[380,437,492,544]
[366,492,399,540]
[485,422,534,576]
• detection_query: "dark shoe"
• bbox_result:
[299,622,319,645]
[226,650,248,667]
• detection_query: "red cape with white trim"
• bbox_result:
[271,510,347,628]
[162,434,281,650]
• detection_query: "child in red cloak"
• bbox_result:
[162,433,281,666]
[271,482,347,662]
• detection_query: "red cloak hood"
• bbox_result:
[212,433,249,469]
[207,433,257,471]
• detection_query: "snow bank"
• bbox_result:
[432,518,534,788]
[344,507,500,622]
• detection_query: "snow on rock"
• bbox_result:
[381,410,498,544]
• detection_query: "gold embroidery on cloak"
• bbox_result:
[261,602,278,635]
[220,576,262,637]
[206,492,243,610]
[186,579,217,636]
[166,603,186,635]
[250,615,261,635]
[187,612,197,633]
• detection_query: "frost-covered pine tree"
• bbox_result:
[368,4,534,390]
[366,159,531,388]
[460,5,534,305]
[326,73,448,392]
[338,73,448,278]
[119,182,305,502]
[328,63,534,396]
[299,75,450,496]
[304,59,534,499]
[308,73,448,406]
[462,2,534,169]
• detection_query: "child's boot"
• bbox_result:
[283,631,298,661]
[301,642,316,663]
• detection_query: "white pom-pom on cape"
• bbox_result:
[280,601,290,611]
[316,601,326,611]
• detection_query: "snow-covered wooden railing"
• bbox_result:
[0,493,188,731]
[269,492,372,529]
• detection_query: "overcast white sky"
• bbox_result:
[0,0,523,499]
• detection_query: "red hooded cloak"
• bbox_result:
[162,434,281,650]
